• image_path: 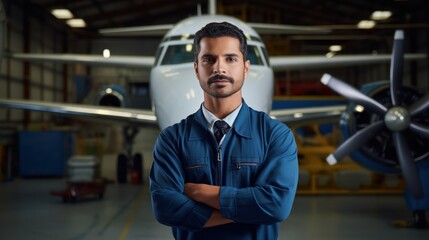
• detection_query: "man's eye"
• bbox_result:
[203,58,214,63]
[227,57,238,62]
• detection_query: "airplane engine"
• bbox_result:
[95,85,130,108]
[339,82,429,174]
[321,30,429,228]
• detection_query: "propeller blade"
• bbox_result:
[392,132,424,198]
[326,121,384,165]
[321,74,387,116]
[390,30,404,106]
[409,93,429,116]
[409,122,429,139]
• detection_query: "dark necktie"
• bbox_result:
[214,120,230,144]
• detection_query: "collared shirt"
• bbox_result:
[202,103,242,145]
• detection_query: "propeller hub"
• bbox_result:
[384,106,410,131]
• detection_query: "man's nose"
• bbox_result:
[213,59,226,74]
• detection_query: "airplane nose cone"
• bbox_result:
[151,65,203,129]
[384,106,410,131]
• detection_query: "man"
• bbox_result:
[150,21,298,240]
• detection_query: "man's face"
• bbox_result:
[194,36,249,99]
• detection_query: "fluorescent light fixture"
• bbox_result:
[329,45,342,52]
[103,49,111,58]
[357,20,376,29]
[371,11,392,20]
[51,9,73,19]
[326,51,336,58]
[293,113,303,118]
[66,19,86,28]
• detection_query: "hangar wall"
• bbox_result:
[1,2,77,125]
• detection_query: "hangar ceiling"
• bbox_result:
[10,0,429,55]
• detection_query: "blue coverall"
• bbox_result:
[150,101,299,240]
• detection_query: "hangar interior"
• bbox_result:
[0,0,429,239]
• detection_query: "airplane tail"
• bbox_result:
[209,0,216,15]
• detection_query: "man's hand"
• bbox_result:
[184,183,220,209]
[184,183,234,227]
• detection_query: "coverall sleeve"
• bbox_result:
[150,130,213,232]
[219,125,299,224]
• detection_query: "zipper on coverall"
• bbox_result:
[216,144,222,186]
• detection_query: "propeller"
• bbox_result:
[321,30,429,199]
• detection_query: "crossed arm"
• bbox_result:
[184,183,234,227]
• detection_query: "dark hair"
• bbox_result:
[193,21,247,62]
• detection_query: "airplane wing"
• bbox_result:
[270,53,426,70]
[98,22,330,37]
[8,52,426,71]
[0,98,344,127]
[0,99,157,126]
[7,53,155,69]
[247,22,330,35]
[3,52,424,128]
[99,24,174,37]
[269,105,346,126]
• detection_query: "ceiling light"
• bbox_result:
[66,19,86,28]
[329,45,342,52]
[103,49,110,58]
[371,11,392,20]
[357,20,376,29]
[51,9,73,19]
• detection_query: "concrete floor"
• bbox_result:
[1,178,428,240]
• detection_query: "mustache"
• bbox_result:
[208,74,234,84]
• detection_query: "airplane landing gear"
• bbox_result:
[116,126,144,184]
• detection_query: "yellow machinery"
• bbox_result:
[294,123,405,195]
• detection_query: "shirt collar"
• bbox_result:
[202,103,242,133]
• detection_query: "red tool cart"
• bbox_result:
[51,155,106,202]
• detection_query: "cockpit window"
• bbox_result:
[159,44,266,66]
[247,45,264,66]
[154,46,164,66]
[160,44,194,65]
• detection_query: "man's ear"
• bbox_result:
[244,60,250,77]
[194,61,199,75]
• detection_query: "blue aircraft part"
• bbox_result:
[102,84,128,95]
[405,159,429,211]
[73,75,93,103]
